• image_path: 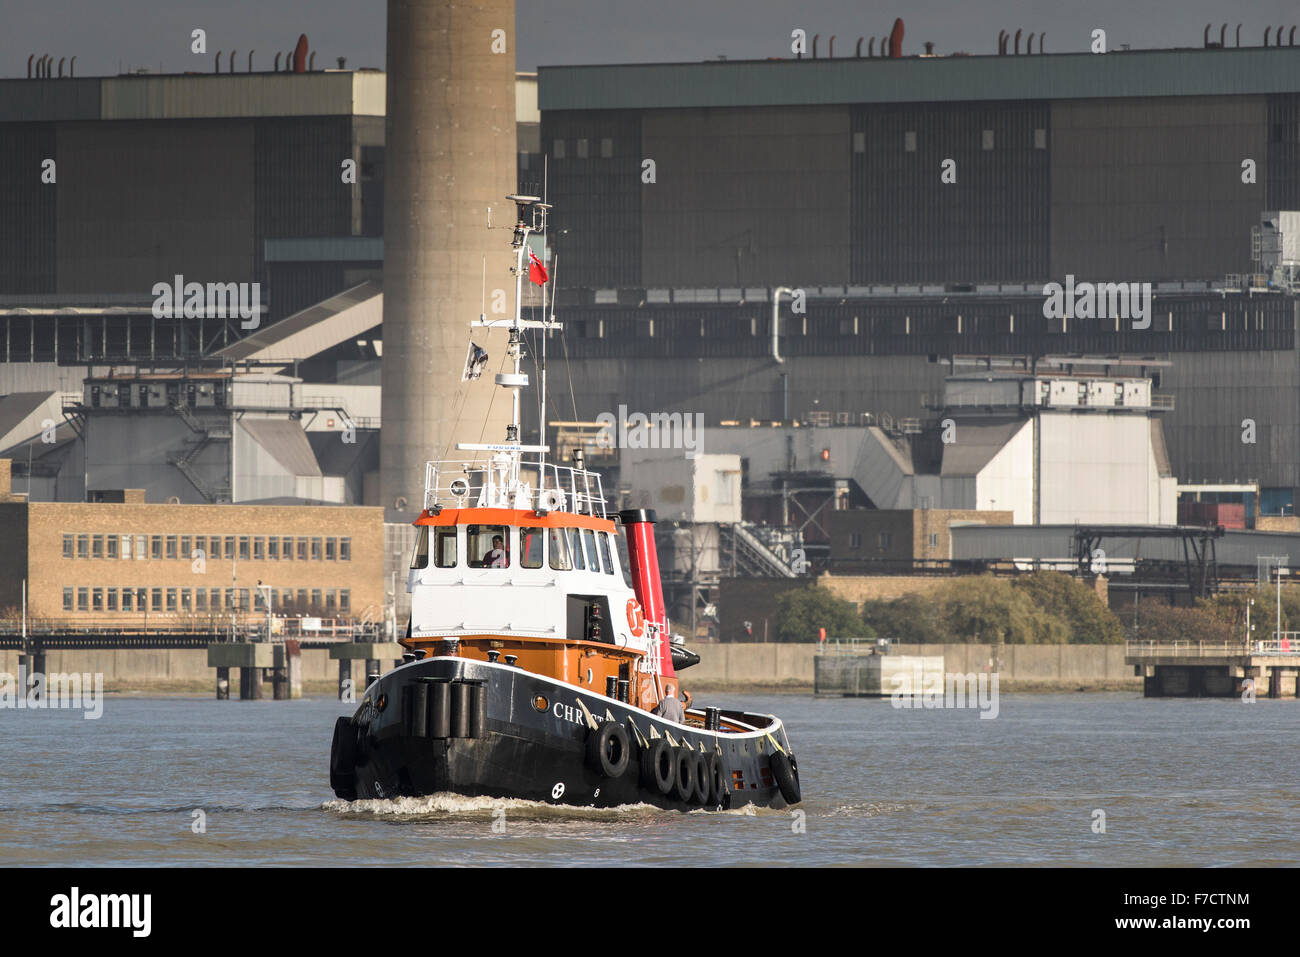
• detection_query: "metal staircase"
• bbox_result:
[722,522,799,578]
[168,403,232,502]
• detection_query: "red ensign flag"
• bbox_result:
[528,249,548,285]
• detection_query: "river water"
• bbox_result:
[1,691,1296,867]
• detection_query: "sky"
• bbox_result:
[5,0,1300,79]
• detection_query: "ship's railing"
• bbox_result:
[423,458,607,518]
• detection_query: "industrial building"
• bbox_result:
[5,30,1300,634]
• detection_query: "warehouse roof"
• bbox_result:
[539,47,1300,111]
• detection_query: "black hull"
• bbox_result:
[330,657,800,812]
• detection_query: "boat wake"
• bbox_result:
[322,793,668,822]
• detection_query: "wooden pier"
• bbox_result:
[1126,638,1300,697]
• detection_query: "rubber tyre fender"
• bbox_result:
[770,750,801,805]
[640,738,675,795]
[691,751,710,804]
[672,747,695,804]
[586,720,631,778]
[329,717,358,800]
[705,752,725,808]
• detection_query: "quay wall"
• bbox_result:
[0,643,1135,691]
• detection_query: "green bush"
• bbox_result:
[771,586,868,643]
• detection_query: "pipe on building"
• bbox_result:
[867,37,875,57]
[997,29,1006,55]
[1203,23,1210,47]
[772,287,793,363]
[889,17,903,57]
[69,55,76,77]
[284,50,293,71]
[1014,28,1022,54]
[1039,32,1046,52]
[248,50,254,71]
[1290,26,1297,46]
[855,37,863,57]
[293,34,308,72]
[1277,25,1284,46]
[1236,24,1242,46]
[828,35,835,57]
[274,52,281,71]
[57,56,65,78]
[229,50,236,72]
[1220,23,1227,46]
[215,51,221,73]
[308,50,316,70]
[1027,33,1035,54]
[26,54,33,78]
[1265,27,1271,46]
[880,35,889,56]
[43,53,51,77]
[812,33,818,58]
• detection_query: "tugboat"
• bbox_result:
[329,196,801,810]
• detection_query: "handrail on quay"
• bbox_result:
[1125,638,1300,657]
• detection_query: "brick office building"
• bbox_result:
[0,460,385,625]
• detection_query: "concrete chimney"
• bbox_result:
[381,0,518,510]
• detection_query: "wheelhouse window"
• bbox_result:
[410,525,429,569]
[520,527,545,569]
[582,529,601,572]
[568,529,586,570]
[468,525,509,568]
[598,532,616,576]
[548,528,573,571]
[434,527,458,568]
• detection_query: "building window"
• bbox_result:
[268,537,279,560]
[552,138,565,159]
[311,538,322,560]
[181,589,192,612]
[339,537,351,561]
[78,587,89,611]
[852,131,866,153]
[90,534,103,559]
[281,589,293,611]
[879,532,892,550]
[210,536,221,560]
[600,137,614,158]
[254,537,265,560]
[982,129,994,150]
[106,535,118,559]
[929,533,939,547]
[1034,127,1047,149]
[576,137,589,159]
[107,588,118,611]
[297,538,308,561]
[311,589,322,613]
[196,589,207,612]
[210,589,221,611]
[325,589,337,614]
[63,534,73,559]
[180,535,191,559]
[92,587,103,611]
[151,535,162,559]
[297,588,308,610]
[135,534,147,560]
[340,589,350,613]
[326,538,336,561]
[121,588,133,612]
[904,130,917,152]
[152,588,163,611]
[224,536,235,560]
[849,533,861,550]
[63,587,73,611]
[238,589,250,611]
[239,536,250,560]
[165,588,176,612]
[77,534,89,559]
[165,535,177,560]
